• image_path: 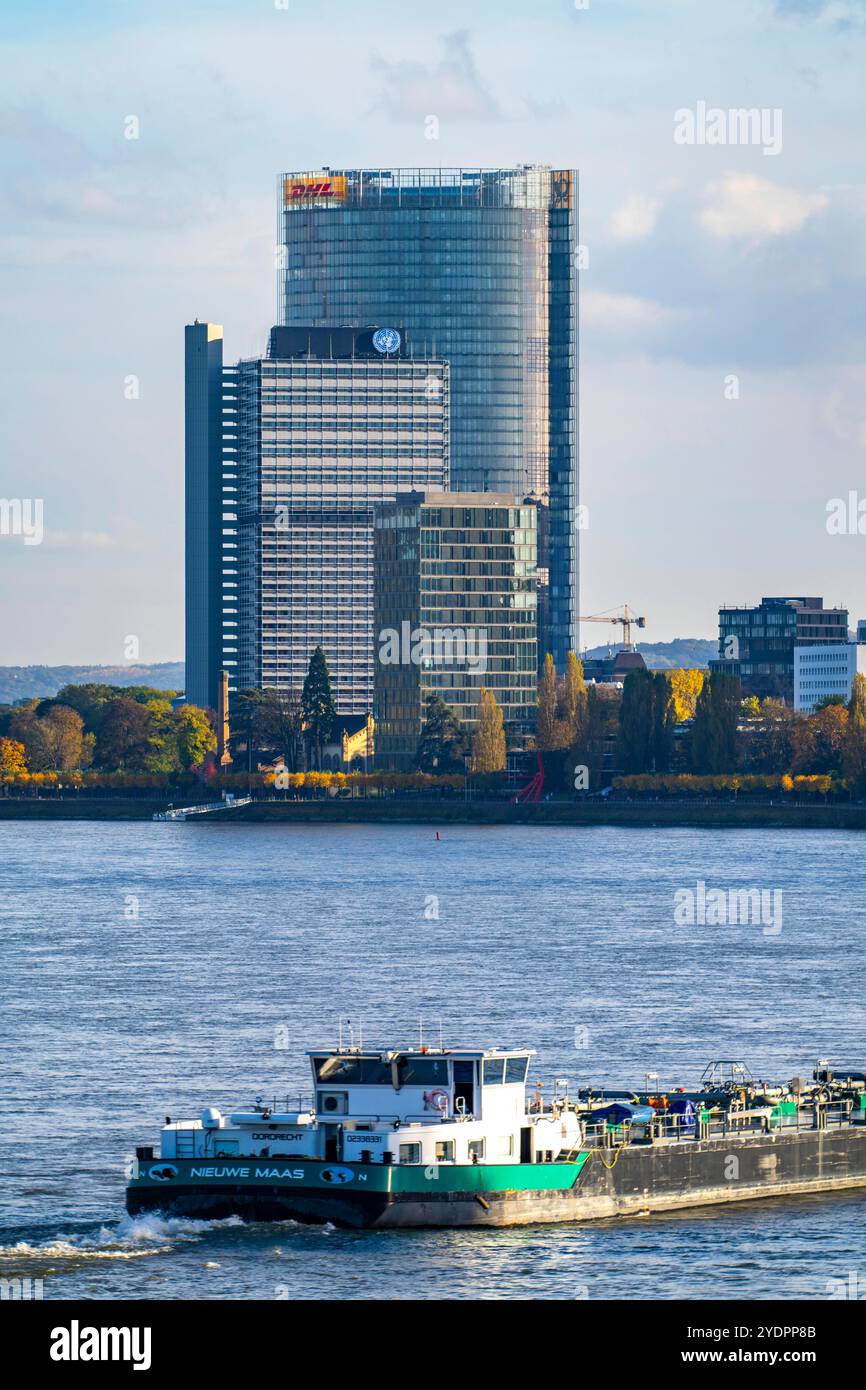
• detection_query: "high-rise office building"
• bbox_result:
[184,322,448,713]
[184,321,226,711]
[279,166,578,665]
[373,491,538,769]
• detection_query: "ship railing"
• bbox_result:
[583,1099,857,1148]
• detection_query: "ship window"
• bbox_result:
[482,1058,505,1085]
[467,1139,485,1160]
[399,1142,422,1164]
[314,1056,391,1085]
[505,1056,529,1085]
[495,1135,514,1158]
[395,1056,449,1086]
[214,1142,239,1155]
[435,1140,455,1162]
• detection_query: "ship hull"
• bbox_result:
[126,1127,866,1229]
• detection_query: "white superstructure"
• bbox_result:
[156,1046,583,1168]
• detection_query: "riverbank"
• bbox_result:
[2,796,866,829]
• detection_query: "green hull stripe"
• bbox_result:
[129,1154,590,1196]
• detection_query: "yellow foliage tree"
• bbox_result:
[0,737,28,779]
[668,668,705,722]
[472,687,506,773]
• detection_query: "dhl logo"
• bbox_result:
[283,175,347,205]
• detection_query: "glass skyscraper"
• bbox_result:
[231,328,448,712]
[373,491,538,769]
[279,166,578,666]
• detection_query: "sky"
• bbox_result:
[1,0,865,664]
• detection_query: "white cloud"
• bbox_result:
[370,30,500,122]
[41,530,117,550]
[609,192,661,241]
[699,172,828,241]
[582,290,675,333]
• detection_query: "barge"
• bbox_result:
[126,1046,866,1229]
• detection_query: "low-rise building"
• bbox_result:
[793,644,866,712]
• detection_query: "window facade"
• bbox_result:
[280,167,578,666]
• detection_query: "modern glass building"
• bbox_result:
[226,326,448,712]
[373,491,538,769]
[710,596,849,703]
[279,166,578,666]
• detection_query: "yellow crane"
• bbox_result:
[578,604,646,653]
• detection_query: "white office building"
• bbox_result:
[793,642,866,712]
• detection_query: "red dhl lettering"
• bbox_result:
[290,181,334,199]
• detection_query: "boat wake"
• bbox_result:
[0,1214,246,1270]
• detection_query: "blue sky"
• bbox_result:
[1,0,865,662]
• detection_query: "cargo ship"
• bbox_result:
[126,1044,866,1229]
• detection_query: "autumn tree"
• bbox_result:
[254,688,305,772]
[559,651,588,747]
[0,737,27,778]
[472,688,506,773]
[9,704,92,772]
[416,695,466,774]
[668,668,704,722]
[535,653,559,749]
[176,704,218,770]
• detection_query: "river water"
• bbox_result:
[2,820,864,1300]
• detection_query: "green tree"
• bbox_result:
[651,671,676,773]
[569,686,618,791]
[844,672,866,795]
[416,695,467,774]
[689,673,741,773]
[94,697,154,771]
[301,647,336,770]
[471,688,506,773]
[616,668,655,773]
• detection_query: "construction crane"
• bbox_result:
[578,604,646,653]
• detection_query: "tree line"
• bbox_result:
[0,684,216,779]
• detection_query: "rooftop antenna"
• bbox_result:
[338,1017,342,1051]
[419,1017,424,1051]
[347,1018,354,1051]
[358,1018,363,1051]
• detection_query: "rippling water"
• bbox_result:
[2,820,865,1300]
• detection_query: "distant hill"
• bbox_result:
[582,639,716,670]
[0,641,716,705]
[0,663,185,705]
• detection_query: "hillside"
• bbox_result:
[0,662,185,705]
[582,638,716,670]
